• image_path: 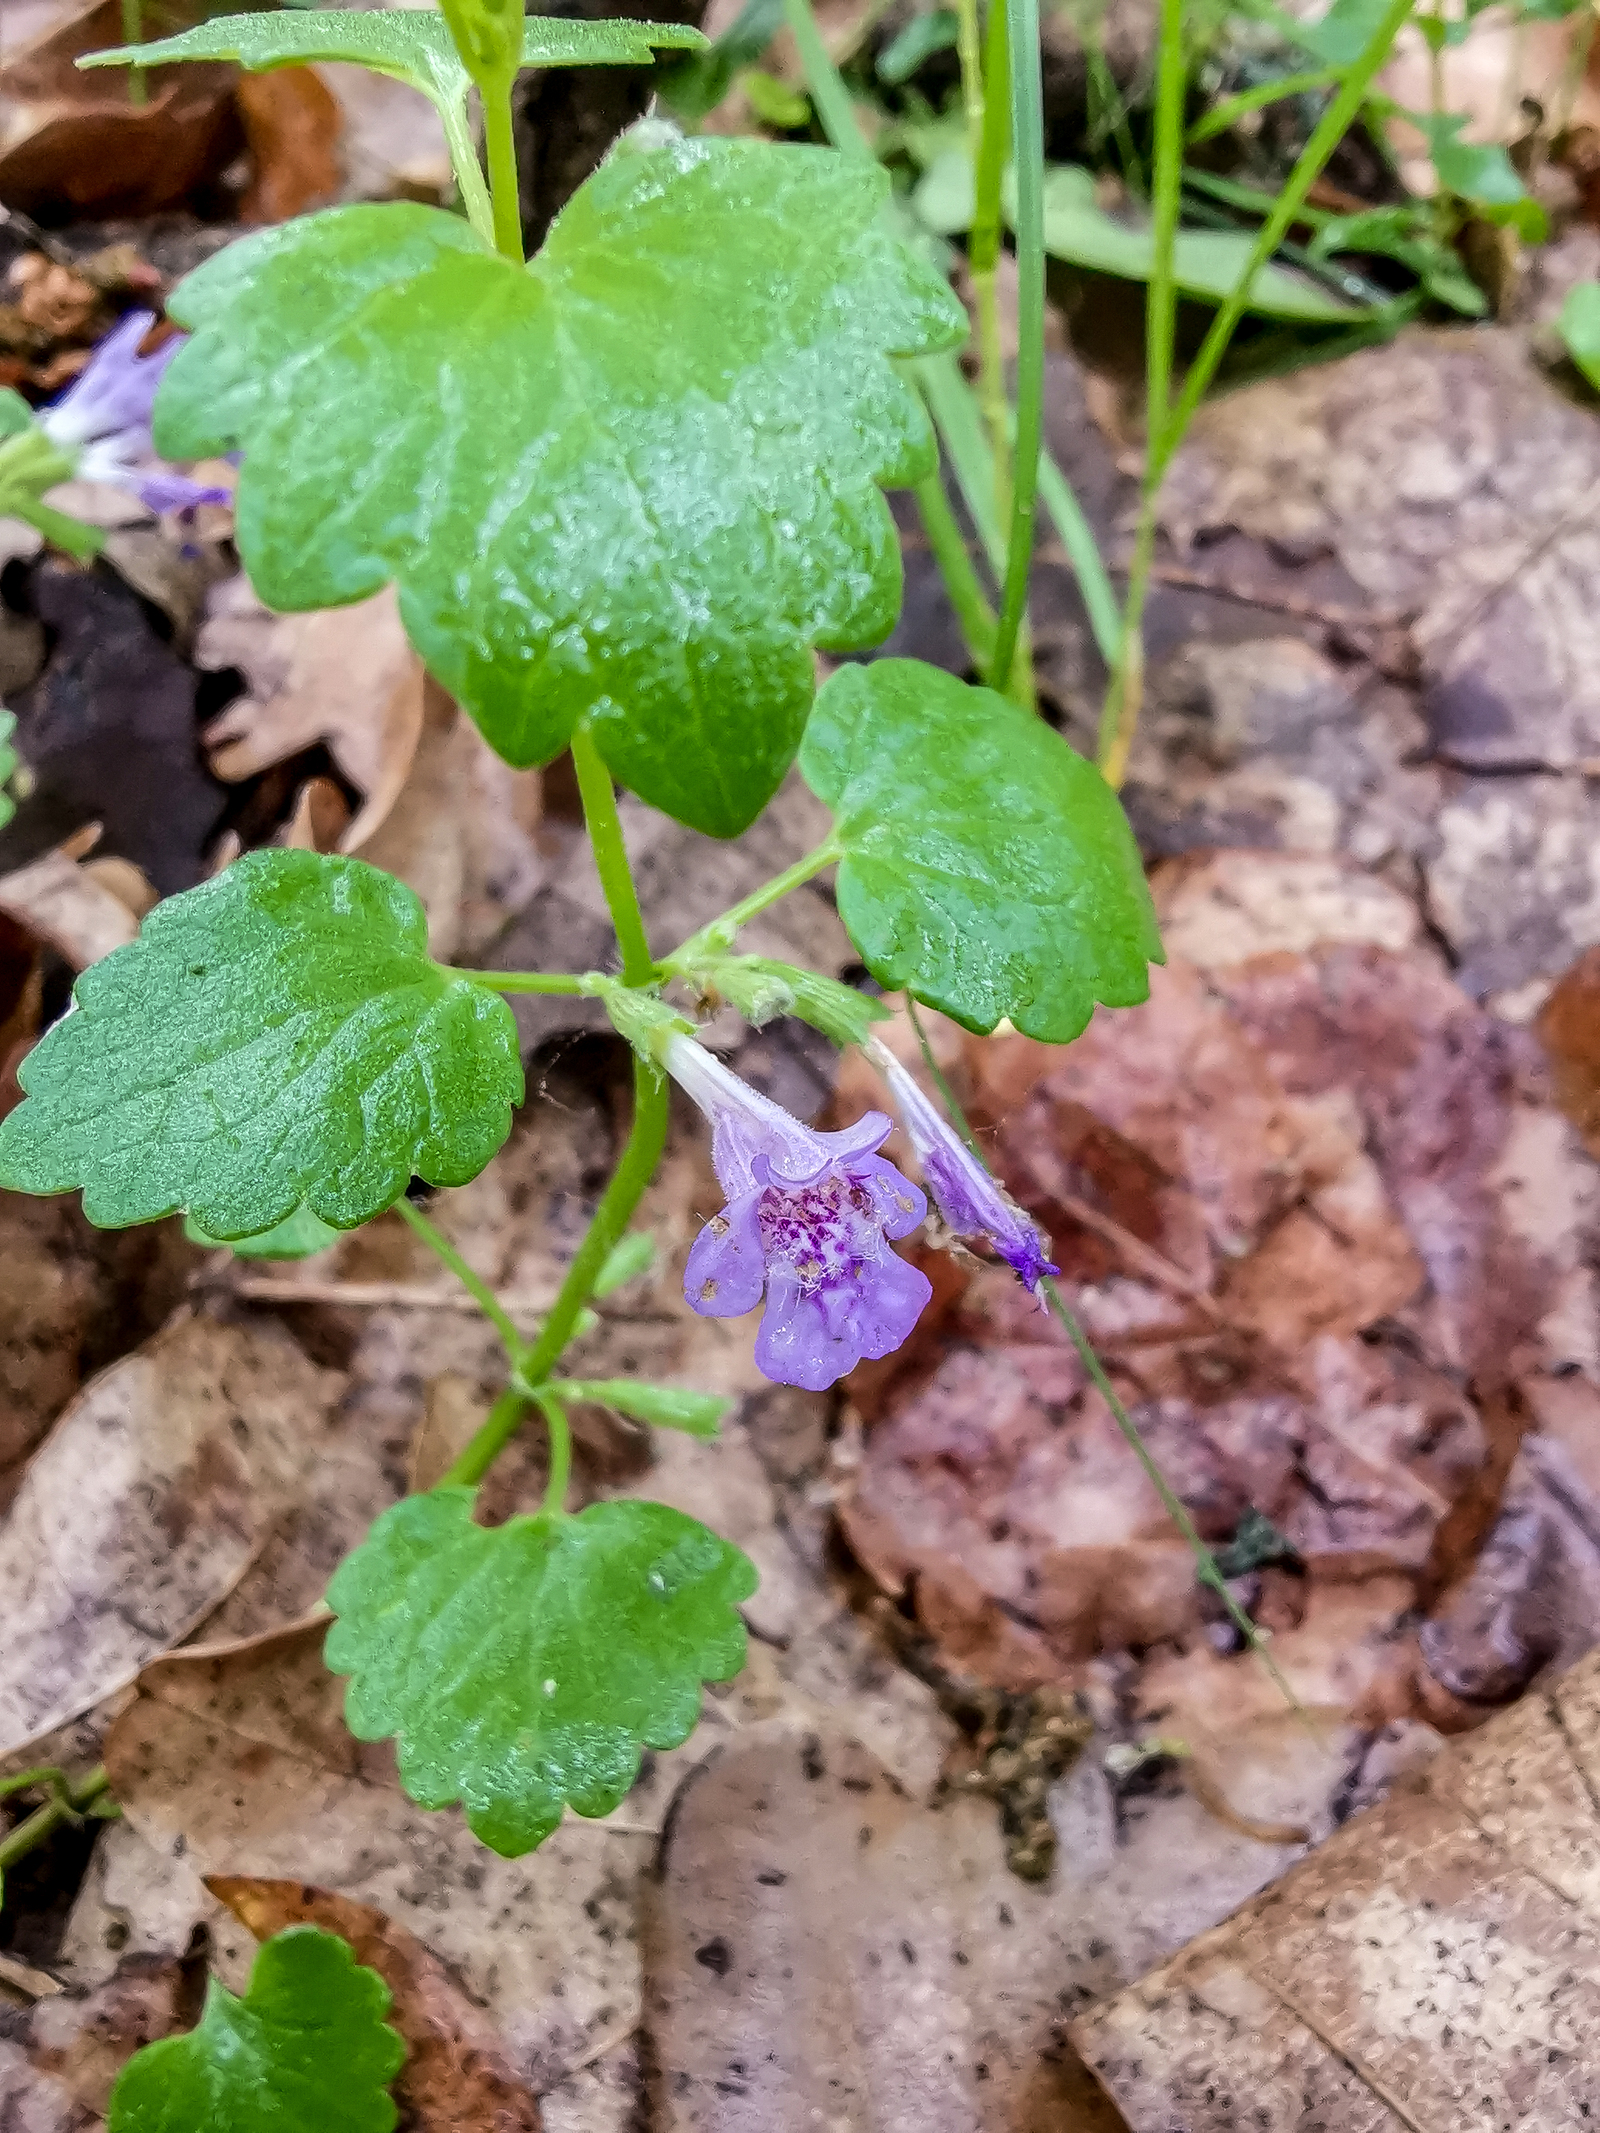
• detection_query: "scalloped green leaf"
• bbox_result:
[82,10,706,224]
[324,1488,755,1854]
[799,659,1162,1041]
[108,1926,404,2133]
[153,135,966,837]
[0,849,521,1236]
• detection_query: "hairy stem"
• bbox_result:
[395,1197,526,1360]
[483,72,525,264]
[988,0,1045,701]
[120,0,146,104]
[571,726,654,984]
[533,1390,574,1513]
[667,837,842,964]
[437,95,498,248]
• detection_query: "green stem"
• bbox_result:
[120,0,146,105]
[1040,1282,1302,1713]
[532,1390,574,1513]
[987,0,1045,701]
[913,473,997,663]
[781,0,1032,685]
[570,726,654,984]
[0,1766,110,1884]
[667,837,842,964]
[458,970,599,996]
[1153,0,1414,485]
[482,72,525,264]
[903,999,1298,1715]
[444,1056,671,1488]
[394,1196,525,1360]
[781,0,864,154]
[1099,0,1415,786]
[1186,67,1339,146]
[970,0,1013,540]
[437,94,497,248]
[1145,0,1187,446]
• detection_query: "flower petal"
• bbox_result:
[851,1152,927,1241]
[752,1268,839,1390]
[683,1189,765,1318]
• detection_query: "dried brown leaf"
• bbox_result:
[198,577,424,854]
[0,1312,337,1758]
[235,65,341,226]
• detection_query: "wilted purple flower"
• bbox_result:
[38,311,228,517]
[668,1033,931,1392]
[869,1039,1057,1295]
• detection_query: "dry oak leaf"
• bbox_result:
[207,1877,540,2131]
[0,1310,338,1758]
[1074,1643,1600,2131]
[198,576,425,854]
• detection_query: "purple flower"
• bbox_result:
[38,312,229,517]
[668,1033,932,1392]
[869,1040,1058,1295]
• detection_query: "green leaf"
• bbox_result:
[1309,206,1486,316]
[877,9,959,84]
[655,0,784,119]
[108,1926,404,2133]
[325,1489,755,1853]
[593,1230,657,1296]
[677,952,889,1048]
[1560,281,1600,391]
[1295,0,1395,67]
[555,1379,730,1437]
[154,138,966,838]
[82,10,707,128]
[1031,166,1366,321]
[0,390,33,440]
[1416,113,1527,206]
[185,1203,346,1259]
[0,849,522,1237]
[742,67,812,129]
[0,710,17,833]
[799,659,1162,1042]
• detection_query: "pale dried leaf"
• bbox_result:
[198,576,424,853]
[0,1311,337,1758]
[0,847,138,969]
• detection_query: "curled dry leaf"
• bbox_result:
[198,576,425,855]
[206,1876,541,2132]
[0,1311,337,1758]
[0,845,140,971]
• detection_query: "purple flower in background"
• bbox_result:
[869,1040,1058,1296]
[38,311,228,517]
[669,1033,931,1391]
